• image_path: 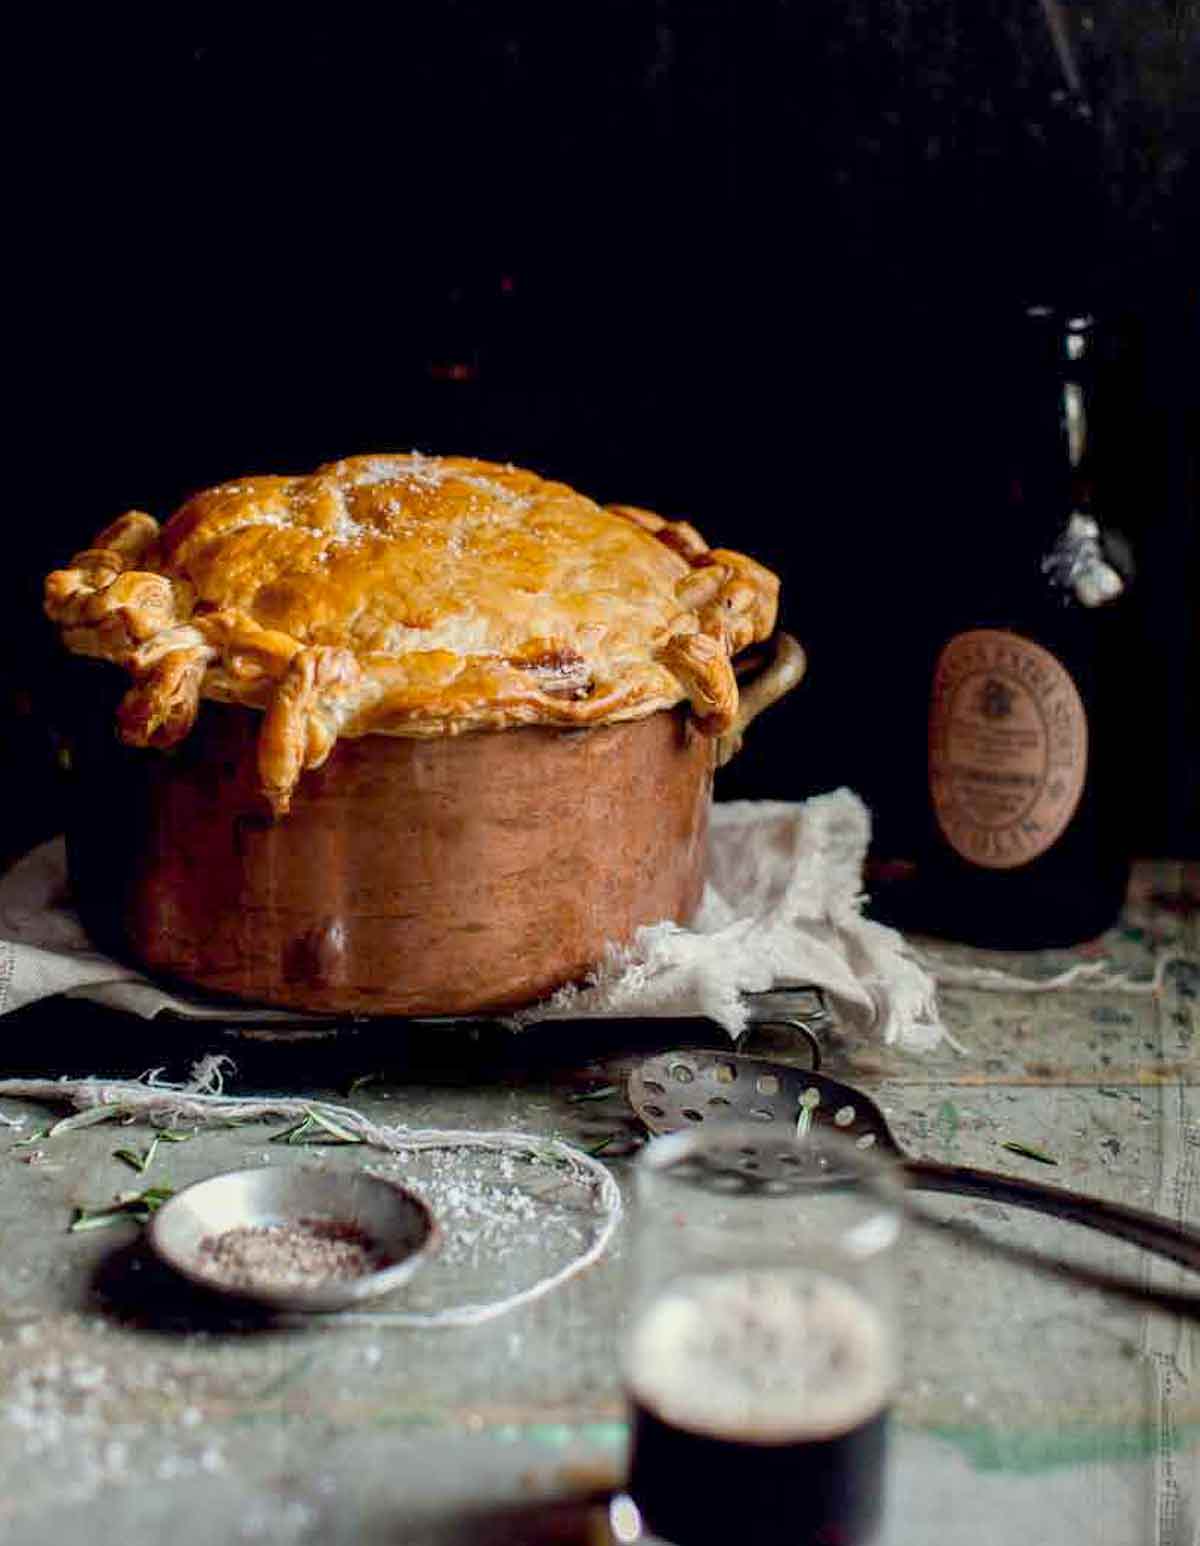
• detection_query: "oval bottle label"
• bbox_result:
[929,629,1088,870]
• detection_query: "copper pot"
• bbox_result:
[64,634,804,1016]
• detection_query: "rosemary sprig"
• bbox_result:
[69,1185,175,1233]
[270,1115,320,1144]
[1000,1140,1059,1166]
[795,1087,821,1138]
[114,1127,192,1174]
[270,1109,363,1145]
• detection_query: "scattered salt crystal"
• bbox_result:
[362,1142,600,1311]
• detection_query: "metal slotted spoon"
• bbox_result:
[628,1049,1200,1319]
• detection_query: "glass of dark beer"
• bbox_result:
[619,1123,903,1546]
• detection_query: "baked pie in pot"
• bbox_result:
[46,454,803,1015]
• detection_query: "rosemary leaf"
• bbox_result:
[136,1187,175,1208]
[306,1109,363,1144]
[69,1208,130,1233]
[271,1110,362,1145]
[795,1087,820,1138]
[112,1187,173,1211]
[68,1185,174,1234]
[114,1132,168,1173]
[568,1086,620,1104]
[270,1115,316,1145]
[14,1126,50,1149]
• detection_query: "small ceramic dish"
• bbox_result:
[149,1165,438,1312]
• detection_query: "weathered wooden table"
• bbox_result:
[0,862,1195,1545]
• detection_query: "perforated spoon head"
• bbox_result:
[626,1051,1200,1322]
[628,1049,906,1160]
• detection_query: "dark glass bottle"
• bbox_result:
[872,308,1133,949]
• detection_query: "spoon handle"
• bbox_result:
[904,1158,1200,1271]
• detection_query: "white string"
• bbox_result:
[0,1058,623,1329]
[919,947,1186,999]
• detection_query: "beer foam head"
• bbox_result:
[627,1268,894,1443]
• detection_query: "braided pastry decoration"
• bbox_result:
[45,455,779,816]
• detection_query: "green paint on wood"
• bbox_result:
[492,1421,627,1448]
[924,1420,1199,1474]
[935,1100,960,1146]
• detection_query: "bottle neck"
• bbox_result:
[997,308,1123,610]
[1012,307,1091,508]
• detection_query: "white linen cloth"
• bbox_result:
[0,790,946,1050]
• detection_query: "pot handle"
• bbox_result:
[716,630,806,767]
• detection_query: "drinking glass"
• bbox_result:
[617,1122,903,1546]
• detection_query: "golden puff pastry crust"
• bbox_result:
[45,454,779,814]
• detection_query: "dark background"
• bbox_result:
[7,3,1197,866]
